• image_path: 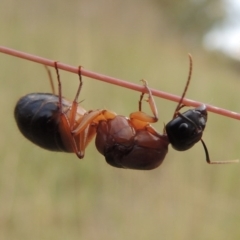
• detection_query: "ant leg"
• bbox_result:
[66,66,88,158]
[138,88,145,112]
[130,80,158,124]
[69,66,83,128]
[44,65,56,94]
[53,62,81,156]
[71,109,117,158]
[53,63,86,158]
[73,66,83,102]
[57,66,116,159]
[54,62,63,112]
[142,80,158,120]
[72,109,116,135]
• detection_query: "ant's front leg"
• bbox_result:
[130,80,158,129]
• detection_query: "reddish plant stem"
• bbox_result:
[1,45,240,120]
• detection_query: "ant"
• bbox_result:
[14,57,238,170]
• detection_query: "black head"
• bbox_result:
[165,104,207,151]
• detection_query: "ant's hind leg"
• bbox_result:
[54,62,63,112]
[44,65,56,95]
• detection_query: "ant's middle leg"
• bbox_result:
[69,66,84,128]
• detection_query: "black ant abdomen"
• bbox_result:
[14,93,74,152]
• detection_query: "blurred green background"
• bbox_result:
[1,0,240,239]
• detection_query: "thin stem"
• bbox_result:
[1,45,240,121]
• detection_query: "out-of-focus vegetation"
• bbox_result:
[0,0,240,240]
[156,0,226,44]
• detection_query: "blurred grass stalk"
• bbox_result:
[1,45,240,121]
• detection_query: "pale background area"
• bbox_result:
[0,0,240,240]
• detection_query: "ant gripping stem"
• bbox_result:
[54,62,63,112]
[138,79,158,121]
[168,54,238,164]
[53,63,84,131]
[13,53,238,168]
[74,66,83,103]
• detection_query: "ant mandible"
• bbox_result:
[14,57,237,170]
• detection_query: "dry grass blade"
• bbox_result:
[1,45,240,121]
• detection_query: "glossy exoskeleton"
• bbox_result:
[95,84,209,169]
[165,104,207,151]
[14,59,237,169]
[14,64,103,158]
[15,93,75,152]
[94,55,237,168]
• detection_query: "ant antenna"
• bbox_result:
[170,55,238,164]
[200,139,239,164]
[173,54,193,119]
